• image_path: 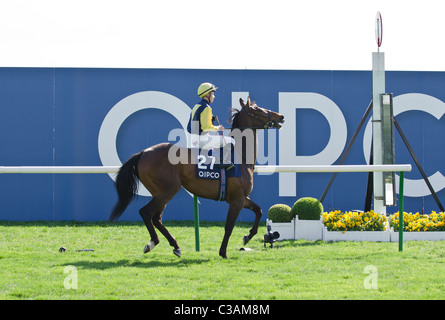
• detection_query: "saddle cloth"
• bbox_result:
[195,149,241,180]
[194,149,241,201]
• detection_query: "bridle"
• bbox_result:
[238,108,276,130]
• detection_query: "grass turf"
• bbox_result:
[0,220,444,300]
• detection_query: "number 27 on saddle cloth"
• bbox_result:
[193,149,241,202]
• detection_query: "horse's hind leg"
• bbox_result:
[242,197,263,246]
[152,211,181,257]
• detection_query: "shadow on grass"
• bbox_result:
[60,257,211,270]
[262,239,326,248]
[289,240,326,247]
[0,220,259,228]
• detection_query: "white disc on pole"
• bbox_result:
[375,11,383,48]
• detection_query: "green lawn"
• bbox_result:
[0,221,444,300]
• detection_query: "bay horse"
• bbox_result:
[109,98,284,259]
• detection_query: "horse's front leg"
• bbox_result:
[242,197,262,246]
[219,199,244,259]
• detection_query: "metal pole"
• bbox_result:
[393,118,445,212]
[193,195,200,252]
[320,101,373,203]
[372,51,386,214]
[398,171,404,252]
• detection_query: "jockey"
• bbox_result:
[187,82,235,170]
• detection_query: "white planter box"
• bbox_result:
[295,218,323,241]
[390,229,445,242]
[266,219,295,240]
[322,227,390,242]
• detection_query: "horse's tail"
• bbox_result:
[109,151,143,222]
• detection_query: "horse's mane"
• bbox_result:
[229,108,241,129]
[229,102,257,129]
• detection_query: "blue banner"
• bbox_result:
[1,68,444,221]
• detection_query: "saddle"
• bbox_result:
[194,149,240,201]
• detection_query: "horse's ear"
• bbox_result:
[239,98,249,110]
[239,97,251,111]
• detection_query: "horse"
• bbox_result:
[109,98,284,259]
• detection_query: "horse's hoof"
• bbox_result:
[143,240,156,254]
[219,253,228,259]
[173,248,182,258]
[243,235,250,246]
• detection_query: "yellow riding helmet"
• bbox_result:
[197,82,218,98]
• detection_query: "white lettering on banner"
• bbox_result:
[363,93,445,196]
[278,92,347,196]
[99,90,444,200]
[232,92,249,113]
[98,91,191,197]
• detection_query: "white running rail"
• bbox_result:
[0,164,412,174]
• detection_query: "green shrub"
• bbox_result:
[291,197,323,220]
[268,204,293,222]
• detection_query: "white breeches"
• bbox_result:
[190,132,235,150]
